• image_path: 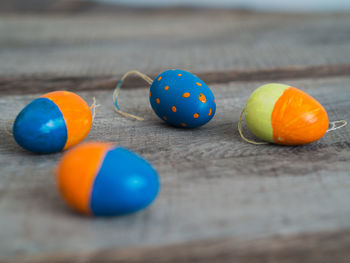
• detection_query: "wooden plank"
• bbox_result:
[3,230,350,263]
[1,64,350,95]
[0,12,350,77]
[0,76,349,260]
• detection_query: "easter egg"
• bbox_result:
[56,142,160,216]
[13,91,92,153]
[149,69,216,128]
[244,83,329,145]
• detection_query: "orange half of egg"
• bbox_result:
[42,91,92,150]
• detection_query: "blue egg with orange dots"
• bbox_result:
[149,69,216,128]
[56,142,160,216]
[13,91,92,154]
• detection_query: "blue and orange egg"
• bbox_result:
[13,91,92,153]
[150,69,216,128]
[56,142,160,216]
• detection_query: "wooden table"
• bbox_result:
[1,7,350,262]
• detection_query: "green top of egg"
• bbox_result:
[245,83,290,143]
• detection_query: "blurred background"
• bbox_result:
[1,0,350,12]
[1,0,350,79]
[99,0,350,11]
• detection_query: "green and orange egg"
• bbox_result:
[244,83,329,145]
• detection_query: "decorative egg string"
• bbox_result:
[112,69,216,128]
[90,97,100,122]
[112,70,153,121]
[237,108,269,145]
[326,120,347,133]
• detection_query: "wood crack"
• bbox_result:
[1,64,350,96]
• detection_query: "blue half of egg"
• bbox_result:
[90,147,160,216]
[149,69,216,128]
[13,98,67,153]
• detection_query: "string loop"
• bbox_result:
[90,97,100,122]
[237,107,268,145]
[112,70,153,121]
[327,120,347,132]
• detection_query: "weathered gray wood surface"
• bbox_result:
[1,64,350,95]
[1,7,350,262]
[1,77,350,261]
[4,230,350,263]
[1,12,350,77]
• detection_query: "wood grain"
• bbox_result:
[1,77,349,261]
[1,8,350,262]
[3,230,350,263]
[1,64,350,95]
[0,12,350,77]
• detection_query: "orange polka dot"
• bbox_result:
[199,93,207,103]
[178,74,182,77]
[156,98,160,104]
[163,116,167,120]
[181,123,187,127]
[149,91,151,97]
[182,92,190,98]
[193,113,199,118]
[172,106,177,112]
[208,108,212,116]
[157,76,162,81]
[214,99,216,104]
[165,86,169,90]
[196,82,202,87]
